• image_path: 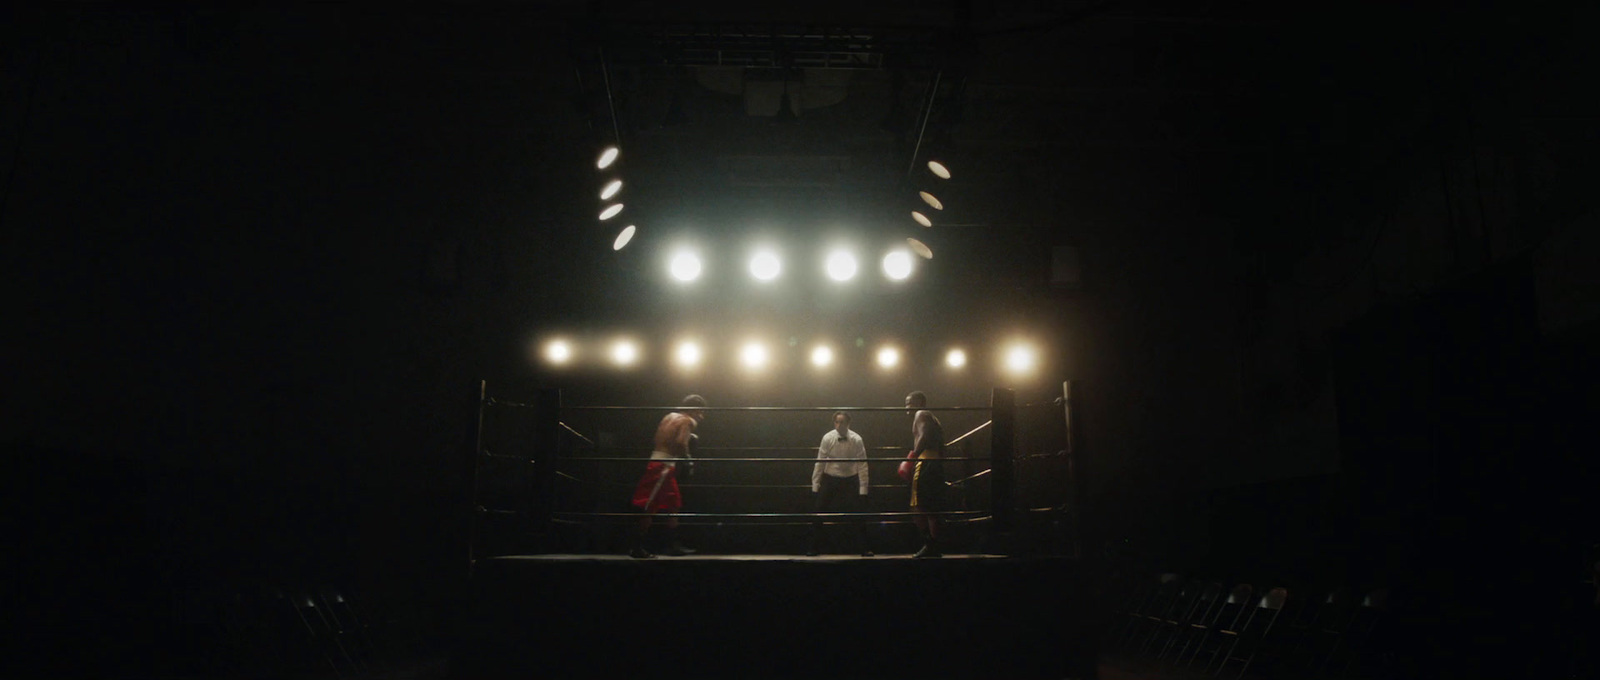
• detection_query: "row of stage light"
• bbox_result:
[660,247,919,283]
[538,337,1043,377]
[591,145,950,282]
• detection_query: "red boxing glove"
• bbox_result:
[898,450,917,481]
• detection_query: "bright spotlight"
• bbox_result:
[876,346,900,368]
[911,211,932,228]
[810,345,834,367]
[1004,344,1038,374]
[599,203,624,220]
[749,251,781,281]
[907,238,933,259]
[927,160,951,179]
[600,179,622,200]
[669,251,702,282]
[824,250,857,281]
[612,225,636,251]
[674,341,702,368]
[945,348,967,368]
[596,146,619,170]
[918,191,944,211]
[610,340,639,366]
[883,251,913,280]
[739,342,769,370]
[544,340,573,365]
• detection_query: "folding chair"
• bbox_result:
[316,585,375,673]
[1158,581,1224,662]
[1137,580,1210,659]
[234,588,308,675]
[1328,588,1390,678]
[1120,573,1189,654]
[1107,572,1184,652]
[1100,572,1152,646]
[1279,587,1356,674]
[1208,586,1289,678]
[1182,583,1255,672]
[280,588,361,677]
[1101,571,1157,646]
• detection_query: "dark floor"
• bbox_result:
[35,556,1593,680]
[457,552,1100,679]
[184,659,1146,680]
[203,654,1168,680]
[320,659,1159,680]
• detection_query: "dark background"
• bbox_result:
[4,1,1597,676]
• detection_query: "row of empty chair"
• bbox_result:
[189,584,435,678]
[1102,571,1392,679]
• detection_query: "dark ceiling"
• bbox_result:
[565,0,1301,223]
[504,0,1464,280]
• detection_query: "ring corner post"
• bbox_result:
[1062,379,1086,562]
[990,387,1016,541]
[468,379,488,579]
[531,388,562,551]
[1061,378,1104,680]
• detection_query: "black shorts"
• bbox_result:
[910,459,946,511]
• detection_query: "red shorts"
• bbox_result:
[631,461,682,512]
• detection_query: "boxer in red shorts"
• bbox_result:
[629,394,706,558]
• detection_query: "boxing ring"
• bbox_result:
[455,385,1106,679]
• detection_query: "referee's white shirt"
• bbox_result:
[813,429,868,494]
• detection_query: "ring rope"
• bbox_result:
[677,445,911,452]
[480,450,534,463]
[682,482,927,489]
[948,469,991,487]
[547,441,984,458]
[555,510,988,519]
[474,506,520,516]
[487,398,992,413]
[549,516,993,528]
[552,456,991,463]
[559,439,988,455]
[554,475,929,491]
[558,421,595,446]
[945,420,992,447]
[676,483,912,490]
[557,441,993,455]
[563,405,994,412]
[557,477,977,492]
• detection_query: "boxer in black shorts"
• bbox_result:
[902,391,946,558]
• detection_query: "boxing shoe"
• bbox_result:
[665,541,697,557]
[628,545,655,559]
[912,543,942,559]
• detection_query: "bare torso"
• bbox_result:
[912,410,945,459]
[653,412,697,458]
